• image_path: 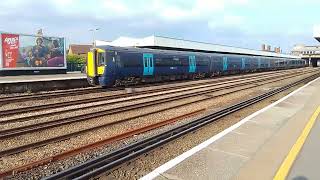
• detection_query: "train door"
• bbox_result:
[87,48,106,77]
[223,56,228,71]
[86,48,106,85]
[143,53,154,76]
[241,57,245,70]
[189,55,196,73]
[87,50,96,78]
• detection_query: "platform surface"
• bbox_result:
[141,77,320,180]
[287,115,320,179]
[0,72,86,84]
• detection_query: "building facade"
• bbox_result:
[292,44,320,67]
[68,44,92,57]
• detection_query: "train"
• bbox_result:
[86,46,306,87]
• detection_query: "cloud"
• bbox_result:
[0,0,315,53]
[313,24,320,37]
[230,0,249,5]
[223,15,244,25]
[47,0,246,21]
[208,14,244,29]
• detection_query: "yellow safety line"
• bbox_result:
[274,105,320,180]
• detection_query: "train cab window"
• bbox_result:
[97,52,106,66]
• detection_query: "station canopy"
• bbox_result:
[314,25,320,42]
[95,35,299,58]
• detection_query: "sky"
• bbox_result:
[0,0,319,53]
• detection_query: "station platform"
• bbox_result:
[0,72,89,93]
[0,71,86,84]
[142,77,320,180]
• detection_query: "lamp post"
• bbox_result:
[89,28,100,47]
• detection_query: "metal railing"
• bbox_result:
[67,63,85,72]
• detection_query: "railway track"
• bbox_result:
[0,70,309,135]
[0,87,103,104]
[0,68,306,118]
[0,109,205,179]
[43,72,320,180]
[0,70,317,157]
[0,70,318,179]
[0,69,315,125]
[0,71,259,105]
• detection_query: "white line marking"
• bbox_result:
[231,131,247,135]
[209,147,250,159]
[140,77,320,180]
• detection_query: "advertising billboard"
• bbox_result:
[1,33,66,69]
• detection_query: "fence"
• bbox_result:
[67,63,85,72]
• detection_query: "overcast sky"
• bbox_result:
[0,0,319,52]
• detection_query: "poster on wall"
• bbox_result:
[1,33,65,69]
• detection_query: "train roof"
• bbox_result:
[97,45,301,60]
[95,35,301,59]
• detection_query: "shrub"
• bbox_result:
[67,54,86,64]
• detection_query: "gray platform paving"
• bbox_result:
[0,71,86,84]
[144,77,320,180]
[288,115,320,180]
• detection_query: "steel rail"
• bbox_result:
[0,72,317,157]
[0,69,304,117]
[0,71,307,139]
[43,73,320,180]
[0,87,103,104]
[0,69,313,125]
[0,109,205,179]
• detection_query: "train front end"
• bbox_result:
[86,48,115,87]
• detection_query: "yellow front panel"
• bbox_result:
[97,66,105,75]
[97,48,105,53]
[87,52,95,77]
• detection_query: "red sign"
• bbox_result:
[2,34,19,68]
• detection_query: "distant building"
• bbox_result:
[68,44,92,56]
[274,47,281,53]
[291,44,320,56]
[291,44,320,67]
[261,44,281,53]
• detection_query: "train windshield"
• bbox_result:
[97,52,105,66]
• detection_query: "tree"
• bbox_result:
[67,54,86,64]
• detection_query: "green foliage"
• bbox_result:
[67,54,86,64]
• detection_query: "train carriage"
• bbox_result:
[86,46,305,87]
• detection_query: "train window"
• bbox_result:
[196,56,209,66]
[97,52,105,66]
[172,57,182,66]
[120,52,141,67]
[180,56,189,66]
[144,58,148,67]
[106,51,115,64]
[115,54,123,67]
[155,55,182,66]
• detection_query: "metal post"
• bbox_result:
[309,57,312,67]
[89,28,100,47]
